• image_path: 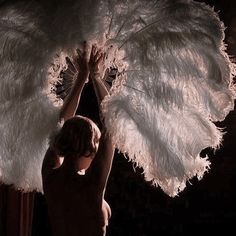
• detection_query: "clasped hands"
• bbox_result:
[70,41,107,83]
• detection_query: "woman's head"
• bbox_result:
[51,116,101,158]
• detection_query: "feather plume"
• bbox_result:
[0,0,235,196]
[102,0,236,196]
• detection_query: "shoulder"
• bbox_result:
[42,147,61,177]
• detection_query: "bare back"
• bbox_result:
[42,132,114,236]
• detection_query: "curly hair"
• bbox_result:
[51,116,101,157]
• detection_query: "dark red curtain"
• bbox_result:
[0,183,35,236]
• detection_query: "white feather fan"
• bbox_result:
[0,0,235,196]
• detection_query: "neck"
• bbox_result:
[62,154,92,174]
[61,155,78,170]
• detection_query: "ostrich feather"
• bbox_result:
[102,0,236,196]
[0,0,235,196]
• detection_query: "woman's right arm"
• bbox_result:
[41,147,60,178]
[59,42,90,122]
[42,44,90,177]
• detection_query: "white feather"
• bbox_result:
[102,0,236,196]
[0,0,235,196]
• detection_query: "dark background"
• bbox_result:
[30,0,236,235]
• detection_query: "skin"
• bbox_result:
[42,42,115,236]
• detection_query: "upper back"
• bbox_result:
[41,131,115,236]
[43,168,105,236]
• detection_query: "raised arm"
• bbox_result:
[43,43,90,176]
[89,45,110,106]
[88,45,115,191]
[59,42,90,122]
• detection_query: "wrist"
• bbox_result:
[91,72,100,78]
[76,71,89,82]
[92,76,103,86]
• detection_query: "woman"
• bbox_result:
[41,43,115,236]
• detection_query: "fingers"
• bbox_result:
[72,42,108,80]
[89,44,100,64]
[95,49,103,62]
[76,42,105,63]
[89,44,105,65]
[82,41,90,61]
[90,44,97,58]
[89,44,95,65]
[97,52,106,64]
[76,41,89,60]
